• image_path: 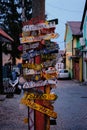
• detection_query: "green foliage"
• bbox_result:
[0,0,32,62]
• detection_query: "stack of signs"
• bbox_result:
[20,19,58,121]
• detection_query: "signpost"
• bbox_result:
[20,16,58,130]
[21,98,57,119]
[20,33,58,44]
[23,93,57,100]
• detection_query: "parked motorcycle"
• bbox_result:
[8,70,21,95]
[9,77,19,88]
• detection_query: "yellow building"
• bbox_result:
[64,22,83,81]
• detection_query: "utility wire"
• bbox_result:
[46,2,83,13]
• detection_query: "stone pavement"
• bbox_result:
[0,95,6,101]
[0,93,28,130]
[50,79,87,130]
[0,80,87,130]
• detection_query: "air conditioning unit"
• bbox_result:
[79,37,85,46]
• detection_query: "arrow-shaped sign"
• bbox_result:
[21,99,57,119]
[23,93,58,100]
[20,33,58,44]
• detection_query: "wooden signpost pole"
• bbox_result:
[34,55,45,130]
[20,1,58,129]
[45,84,51,130]
[32,1,46,130]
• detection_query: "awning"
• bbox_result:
[0,28,14,42]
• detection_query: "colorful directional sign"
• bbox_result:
[23,93,58,100]
[22,48,58,60]
[22,79,58,89]
[22,21,56,32]
[20,33,58,44]
[22,63,43,70]
[43,100,54,110]
[42,71,57,80]
[21,99,57,119]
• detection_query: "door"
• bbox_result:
[73,61,80,81]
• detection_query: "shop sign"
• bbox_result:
[20,33,58,44]
[23,93,57,100]
[21,99,57,119]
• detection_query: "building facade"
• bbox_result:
[80,0,87,82]
[64,22,82,81]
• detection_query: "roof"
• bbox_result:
[67,21,82,36]
[0,28,14,42]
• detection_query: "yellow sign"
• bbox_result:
[21,99,57,119]
[22,63,43,70]
[20,33,58,44]
[43,100,54,110]
[24,93,57,100]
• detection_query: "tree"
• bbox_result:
[0,0,32,64]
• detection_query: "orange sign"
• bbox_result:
[23,93,58,100]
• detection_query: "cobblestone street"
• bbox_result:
[0,80,87,130]
[0,93,28,130]
[51,80,87,130]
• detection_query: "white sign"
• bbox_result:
[22,22,56,32]
[23,79,58,89]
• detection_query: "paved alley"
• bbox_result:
[0,80,87,130]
